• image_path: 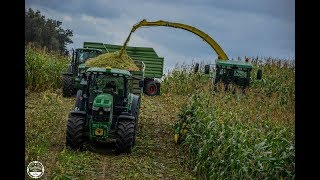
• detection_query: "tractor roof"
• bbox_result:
[216,60,253,69]
[86,67,131,76]
[76,48,102,52]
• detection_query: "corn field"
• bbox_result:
[166,58,295,179]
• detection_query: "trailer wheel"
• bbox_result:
[144,81,158,96]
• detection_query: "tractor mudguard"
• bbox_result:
[66,64,73,74]
[70,110,86,117]
[117,114,135,122]
[130,95,140,116]
[75,90,85,111]
[62,73,73,76]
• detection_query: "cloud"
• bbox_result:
[25,0,121,19]
[63,15,72,22]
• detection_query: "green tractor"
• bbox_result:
[62,48,103,97]
[195,59,262,91]
[65,67,144,154]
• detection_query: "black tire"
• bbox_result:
[116,121,136,154]
[257,69,262,80]
[204,65,210,74]
[66,115,86,150]
[194,63,199,73]
[131,97,140,146]
[62,75,74,97]
[155,82,161,95]
[144,81,158,96]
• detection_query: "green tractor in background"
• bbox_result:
[195,59,262,91]
[66,67,144,154]
[62,48,103,97]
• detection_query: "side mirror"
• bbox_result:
[204,65,210,74]
[139,80,144,87]
[194,63,199,73]
[257,69,262,80]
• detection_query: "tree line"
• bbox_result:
[25,8,73,55]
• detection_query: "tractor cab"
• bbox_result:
[73,48,103,75]
[62,48,103,97]
[84,67,132,118]
[75,48,102,64]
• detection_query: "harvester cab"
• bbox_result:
[62,48,103,97]
[66,67,143,154]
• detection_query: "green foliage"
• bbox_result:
[176,92,294,179]
[161,62,211,95]
[172,57,295,179]
[251,57,295,96]
[25,45,69,91]
[25,8,73,54]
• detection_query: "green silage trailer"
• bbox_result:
[83,42,164,96]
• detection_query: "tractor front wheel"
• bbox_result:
[66,115,86,150]
[62,75,74,97]
[116,121,136,154]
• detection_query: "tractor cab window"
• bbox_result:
[89,73,125,96]
[88,73,126,109]
[234,70,246,78]
[77,50,101,63]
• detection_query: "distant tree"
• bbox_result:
[25,8,73,54]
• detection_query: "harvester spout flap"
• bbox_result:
[93,94,113,108]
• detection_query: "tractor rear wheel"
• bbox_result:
[116,121,136,154]
[144,81,158,96]
[66,115,86,150]
[62,75,74,97]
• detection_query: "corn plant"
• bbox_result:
[25,45,69,92]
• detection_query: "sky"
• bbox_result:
[25,0,295,72]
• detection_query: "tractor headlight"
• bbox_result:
[103,107,111,111]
